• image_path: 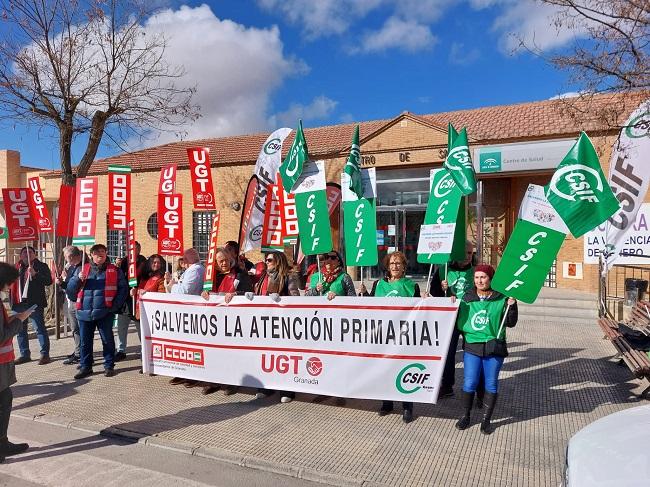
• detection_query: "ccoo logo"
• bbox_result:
[547,164,604,202]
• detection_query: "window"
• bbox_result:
[193,211,216,262]
[147,213,158,239]
[106,214,127,262]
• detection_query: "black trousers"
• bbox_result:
[0,387,12,442]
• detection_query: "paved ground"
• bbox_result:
[7,318,647,486]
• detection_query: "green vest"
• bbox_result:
[457,296,507,343]
[445,267,473,299]
[374,278,416,297]
[310,272,346,296]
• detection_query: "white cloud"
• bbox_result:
[136,4,308,146]
[257,0,383,39]
[490,0,587,53]
[548,91,583,100]
[268,95,338,128]
[354,17,437,53]
[449,42,481,65]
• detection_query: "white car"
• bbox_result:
[563,404,650,486]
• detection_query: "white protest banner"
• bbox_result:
[603,98,650,268]
[140,295,458,403]
[518,184,570,234]
[416,223,455,255]
[243,127,293,252]
[585,202,650,264]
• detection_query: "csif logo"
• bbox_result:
[547,164,604,203]
[471,310,489,331]
[264,138,282,155]
[433,172,455,198]
[395,363,431,394]
[445,145,472,172]
[624,112,650,139]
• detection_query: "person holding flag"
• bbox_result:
[359,251,420,423]
[305,251,356,300]
[453,264,517,435]
[11,246,53,365]
[252,251,301,403]
[427,240,476,398]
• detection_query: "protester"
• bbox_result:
[166,248,205,387]
[453,264,518,435]
[359,251,419,423]
[305,251,356,299]
[11,246,53,365]
[115,241,146,361]
[56,246,84,365]
[173,257,185,281]
[252,251,300,403]
[133,254,166,321]
[428,240,476,398]
[224,240,254,272]
[200,248,252,395]
[66,244,129,379]
[0,262,34,463]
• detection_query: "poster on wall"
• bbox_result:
[584,202,650,265]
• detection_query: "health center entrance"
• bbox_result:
[364,167,522,281]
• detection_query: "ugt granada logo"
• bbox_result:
[395,363,431,394]
[306,357,323,376]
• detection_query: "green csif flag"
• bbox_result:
[343,125,363,199]
[417,168,466,264]
[293,160,333,255]
[492,184,568,303]
[443,124,476,195]
[279,120,309,192]
[545,132,620,238]
[342,167,378,266]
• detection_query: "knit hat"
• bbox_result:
[474,264,495,280]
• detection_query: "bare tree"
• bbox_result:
[0,0,199,185]
[542,0,649,93]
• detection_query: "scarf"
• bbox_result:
[322,265,342,284]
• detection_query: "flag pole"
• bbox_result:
[427,264,433,293]
[444,263,448,297]
[496,303,511,340]
[317,257,322,296]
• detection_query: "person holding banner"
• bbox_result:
[0,262,35,463]
[359,251,419,423]
[56,246,84,365]
[11,246,53,365]
[305,251,356,299]
[253,251,301,403]
[453,264,518,435]
[115,242,147,362]
[66,244,129,379]
[428,241,476,398]
[133,254,167,321]
[200,248,253,395]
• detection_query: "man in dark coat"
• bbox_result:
[11,246,53,365]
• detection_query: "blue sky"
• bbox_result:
[1,0,583,170]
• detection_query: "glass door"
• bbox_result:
[371,208,405,279]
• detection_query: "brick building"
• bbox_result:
[1,91,648,294]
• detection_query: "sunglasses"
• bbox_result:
[265,257,275,263]
[318,254,338,262]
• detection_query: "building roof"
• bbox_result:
[43,90,648,177]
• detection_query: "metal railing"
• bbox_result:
[600,255,650,321]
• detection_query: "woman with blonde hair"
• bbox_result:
[359,250,420,423]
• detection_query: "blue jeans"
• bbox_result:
[462,352,504,394]
[14,303,49,358]
[78,314,116,370]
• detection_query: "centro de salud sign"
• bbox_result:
[474,139,575,174]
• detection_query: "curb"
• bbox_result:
[12,411,382,487]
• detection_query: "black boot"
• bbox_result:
[480,392,498,435]
[455,391,474,430]
[475,387,485,409]
[0,439,29,456]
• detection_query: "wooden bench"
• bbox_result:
[626,300,650,335]
[598,317,650,396]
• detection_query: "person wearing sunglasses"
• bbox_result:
[253,251,301,403]
[359,250,419,423]
[305,251,356,300]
